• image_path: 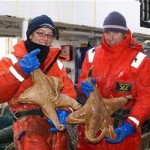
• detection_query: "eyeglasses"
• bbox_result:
[35,31,53,39]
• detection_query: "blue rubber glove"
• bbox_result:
[81,78,96,98]
[46,109,70,132]
[19,49,40,75]
[105,121,135,144]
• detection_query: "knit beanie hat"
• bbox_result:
[26,15,55,38]
[103,11,128,34]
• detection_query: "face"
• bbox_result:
[104,31,126,46]
[29,27,54,47]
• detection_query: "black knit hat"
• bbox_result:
[26,15,55,38]
[103,11,128,34]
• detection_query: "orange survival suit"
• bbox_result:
[0,40,76,150]
[77,30,150,150]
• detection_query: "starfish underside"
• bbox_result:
[66,66,132,143]
[19,69,81,131]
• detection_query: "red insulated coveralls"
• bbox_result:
[0,40,76,150]
[77,30,150,150]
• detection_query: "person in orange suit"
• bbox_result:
[77,11,150,150]
[0,14,76,150]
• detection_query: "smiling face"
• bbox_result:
[29,27,54,47]
[104,31,126,46]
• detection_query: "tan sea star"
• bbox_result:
[19,69,81,131]
[66,66,132,143]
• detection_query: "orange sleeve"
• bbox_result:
[127,57,150,126]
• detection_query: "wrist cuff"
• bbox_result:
[126,116,139,129]
[58,107,73,113]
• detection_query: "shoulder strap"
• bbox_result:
[131,52,146,69]
[44,50,61,74]
[88,47,95,63]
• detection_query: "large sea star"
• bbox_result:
[66,66,132,143]
[19,69,81,131]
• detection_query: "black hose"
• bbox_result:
[0,126,13,143]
